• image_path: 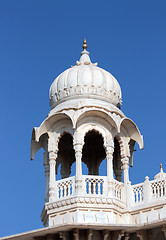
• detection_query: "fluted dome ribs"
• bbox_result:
[49,43,122,109]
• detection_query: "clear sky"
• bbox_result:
[0,0,166,237]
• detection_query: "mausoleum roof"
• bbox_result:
[49,39,122,109]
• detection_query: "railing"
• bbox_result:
[54,175,125,201]
[151,179,165,199]
[114,179,124,200]
[131,178,166,206]
[83,175,107,196]
[132,183,144,204]
[54,175,166,208]
[55,176,75,200]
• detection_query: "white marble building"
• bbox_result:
[1,40,166,240]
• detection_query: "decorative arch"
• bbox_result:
[119,118,143,149]
[75,121,112,148]
[111,125,130,158]
[35,113,73,142]
[31,113,73,161]
[74,109,118,132]
[52,121,74,151]
[81,129,106,175]
[74,118,115,177]
[111,131,131,182]
[56,132,75,179]
[114,134,130,158]
[75,114,115,148]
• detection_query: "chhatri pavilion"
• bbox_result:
[1,40,166,240]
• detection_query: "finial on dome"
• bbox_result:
[154,163,166,179]
[82,38,87,51]
[76,39,97,66]
[160,163,163,173]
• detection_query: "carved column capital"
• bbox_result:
[48,151,57,160]
[121,157,129,184]
[73,130,84,147]
[73,142,83,151]
[106,145,114,154]
[104,135,114,149]
[48,133,57,153]
[121,156,129,165]
[122,162,129,170]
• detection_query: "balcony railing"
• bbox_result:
[55,176,75,200]
[151,179,165,199]
[132,183,144,204]
[54,175,166,209]
[54,175,125,202]
[114,179,124,200]
[131,178,166,207]
[82,175,107,196]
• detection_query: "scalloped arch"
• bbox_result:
[74,109,119,132]
[119,118,143,149]
[35,113,73,142]
[74,121,114,148]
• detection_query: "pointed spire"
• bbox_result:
[76,38,91,65]
[75,39,97,66]
[160,163,163,173]
[82,38,87,51]
[154,163,166,179]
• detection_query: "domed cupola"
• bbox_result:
[49,39,122,109]
[31,39,144,230]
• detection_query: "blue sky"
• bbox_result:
[0,0,166,237]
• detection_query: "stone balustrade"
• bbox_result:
[131,177,166,207]
[55,176,75,200]
[42,175,166,227]
[54,175,125,202]
[53,175,166,208]
[82,175,107,196]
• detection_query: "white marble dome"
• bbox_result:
[49,42,122,109]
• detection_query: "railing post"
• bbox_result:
[143,176,151,203]
[126,181,134,207]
